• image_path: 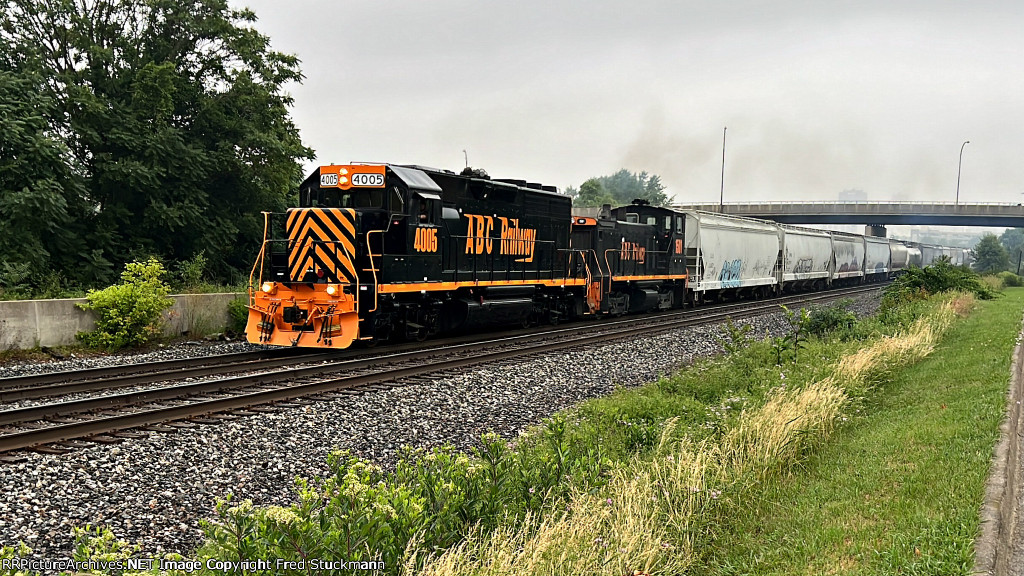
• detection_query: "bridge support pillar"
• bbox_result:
[865,224,887,238]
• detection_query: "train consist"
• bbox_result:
[245,164,970,349]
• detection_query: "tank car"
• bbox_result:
[889,240,910,276]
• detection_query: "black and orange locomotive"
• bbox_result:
[247,164,688,348]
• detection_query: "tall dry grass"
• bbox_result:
[831,294,968,394]
[409,295,971,576]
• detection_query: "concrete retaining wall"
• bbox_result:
[974,315,1024,575]
[0,293,244,349]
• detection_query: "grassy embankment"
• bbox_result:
[1,288,1018,575]
[704,288,1024,575]
[414,292,1010,575]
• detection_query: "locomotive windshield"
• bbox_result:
[301,187,386,209]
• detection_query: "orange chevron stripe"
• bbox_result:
[288,241,355,284]
[285,208,358,284]
[289,223,355,269]
[294,211,355,256]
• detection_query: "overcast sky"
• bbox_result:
[233,0,1024,206]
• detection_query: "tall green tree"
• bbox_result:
[973,233,1010,273]
[570,169,670,207]
[575,179,616,207]
[1,0,313,286]
[1000,228,1024,262]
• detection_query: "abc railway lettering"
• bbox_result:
[620,239,646,262]
[463,214,538,262]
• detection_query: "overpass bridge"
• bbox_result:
[670,202,1024,227]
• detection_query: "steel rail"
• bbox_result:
[0,347,319,391]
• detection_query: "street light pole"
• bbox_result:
[956,140,969,206]
[719,126,727,212]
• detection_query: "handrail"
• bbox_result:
[603,247,675,279]
[247,211,272,306]
[562,249,592,282]
[365,230,381,313]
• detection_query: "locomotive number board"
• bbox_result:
[318,165,387,190]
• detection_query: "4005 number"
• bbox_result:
[351,173,384,187]
[414,227,438,252]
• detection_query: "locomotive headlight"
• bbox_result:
[325,284,338,297]
[261,281,276,294]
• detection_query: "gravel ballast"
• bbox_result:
[0,292,880,556]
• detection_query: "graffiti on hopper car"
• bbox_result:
[718,259,742,288]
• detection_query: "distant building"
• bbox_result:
[839,188,867,202]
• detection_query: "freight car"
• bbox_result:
[681,210,781,303]
[779,224,833,292]
[246,163,970,350]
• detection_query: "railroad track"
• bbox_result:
[0,284,883,459]
[0,347,331,402]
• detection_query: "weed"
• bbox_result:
[717,317,752,354]
[805,299,857,338]
[227,297,248,334]
[175,250,208,292]
[770,305,810,364]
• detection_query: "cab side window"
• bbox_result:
[415,197,438,225]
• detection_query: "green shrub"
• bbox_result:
[76,258,174,350]
[997,271,1024,287]
[195,419,610,573]
[805,299,858,338]
[0,263,84,300]
[227,297,249,334]
[882,260,994,311]
[175,250,208,292]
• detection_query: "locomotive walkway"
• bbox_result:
[671,201,1024,227]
